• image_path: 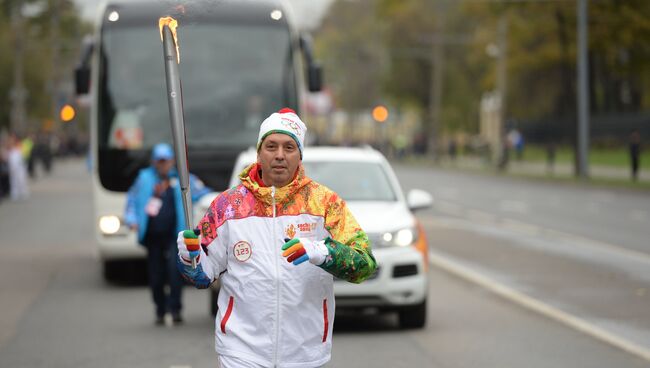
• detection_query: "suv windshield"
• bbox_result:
[303,161,397,201]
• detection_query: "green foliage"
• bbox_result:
[0,0,89,131]
[517,144,650,170]
[315,0,650,141]
[314,0,387,112]
[0,3,13,127]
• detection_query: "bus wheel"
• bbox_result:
[103,260,120,283]
[103,259,147,285]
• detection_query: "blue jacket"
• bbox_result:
[124,166,211,244]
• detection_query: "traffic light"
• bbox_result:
[372,105,388,123]
[60,104,76,122]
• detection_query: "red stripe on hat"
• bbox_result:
[278,108,295,114]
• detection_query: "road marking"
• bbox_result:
[586,202,600,214]
[467,209,496,225]
[428,249,650,362]
[542,228,650,265]
[436,200,464,216]
[498,200,529,214]
[589,190,616,203]
[501,218,541,236]
[423,209,650,266]
[630,210,648,222]
[437,187,460,200]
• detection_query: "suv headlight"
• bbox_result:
[394,228,415,246]
[375,227,417,248]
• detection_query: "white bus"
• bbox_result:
[75,0,322,282]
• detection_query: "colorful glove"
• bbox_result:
[281,237,329,266]
[176,229,212,289]
[176,258,212,289]
[177,229,201,265]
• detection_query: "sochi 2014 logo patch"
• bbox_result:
[285,224,297,239]
[233,241,252,262]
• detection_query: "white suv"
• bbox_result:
[196,146,433,328]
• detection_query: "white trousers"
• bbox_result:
[217,355,266,368]
[217,355,325,368]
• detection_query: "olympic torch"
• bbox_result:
[159,17,196,269]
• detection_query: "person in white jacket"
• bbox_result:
[7,133,29,201]
[177,108,376,368]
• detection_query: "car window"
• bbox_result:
[303,161,397,201]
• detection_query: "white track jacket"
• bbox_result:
[186,163,376,367]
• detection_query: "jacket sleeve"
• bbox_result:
[319,194,377,284]
[197,194,229,279]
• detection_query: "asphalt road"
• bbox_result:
[394,163,650,364]
[0,159,648,367]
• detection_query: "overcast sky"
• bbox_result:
[73,0,333,31]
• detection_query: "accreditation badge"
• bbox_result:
[145,197,163,216]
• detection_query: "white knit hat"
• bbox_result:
[257,108,307,158]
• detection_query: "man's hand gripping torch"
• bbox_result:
[159,17,197,269]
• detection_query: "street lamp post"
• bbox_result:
[10,2,27,136]
[576,0,590,179]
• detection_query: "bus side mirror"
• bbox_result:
[300,34,323,92]
[75,67,90,95]
[307,63,322,92]
[75,35,94,95]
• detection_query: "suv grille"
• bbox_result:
[392,264,418,278]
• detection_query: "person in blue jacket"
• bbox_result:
[124,142,211,325]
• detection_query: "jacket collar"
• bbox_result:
[239,163,311,206]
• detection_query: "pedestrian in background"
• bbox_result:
[0,135,10,200]
[8,133,29,201]
[177,108,377,368]
[629,130,641,181]
[448,138,458,163]
[507,127,524,161]
[124,142,211,325]
[546,141,556,175]
[21,133,35,179]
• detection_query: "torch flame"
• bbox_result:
[159,16,180,64]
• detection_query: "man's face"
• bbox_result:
[153,158,174,177]
[258,133,301,187]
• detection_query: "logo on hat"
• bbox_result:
[257,108,307,157]
[281,118,302,136]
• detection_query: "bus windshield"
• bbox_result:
[98,22,296,150]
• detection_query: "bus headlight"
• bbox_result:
[99,215,121,234]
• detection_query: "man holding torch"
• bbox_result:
[177,108,377,367]
[160,16,376,366]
